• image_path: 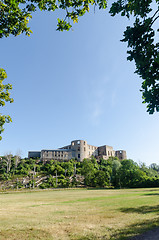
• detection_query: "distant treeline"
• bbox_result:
[0,155,159,189]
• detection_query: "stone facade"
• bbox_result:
[115,150,127,160]
[28,139,127,162]
[98,145,115,159]
[40,149,75,162]
[59,140,98,161]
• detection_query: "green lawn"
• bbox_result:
[0,188,159,240]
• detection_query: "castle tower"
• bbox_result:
[115,150,127,160]
[71,140,88,161]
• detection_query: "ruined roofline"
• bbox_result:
[98,145,113,148]
[115,150,126,152]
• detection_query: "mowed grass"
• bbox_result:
[1,188,159,240]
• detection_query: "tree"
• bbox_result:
[0,0,107,36]
[81,159,96,186]
[61,161,75,176]
[0,69,13,140]
[94,170,109,187]
[110,0,159,114]
[3,152,13,173]
[111,159,121,187]
[14,149,22,169]
[148,163,159,177]
[0,0,107,138]
[0,0,158,124]
[119,159,147,187]
[149,163,159,171]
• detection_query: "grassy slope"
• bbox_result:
[0,188,159,240]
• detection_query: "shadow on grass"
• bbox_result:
[111,217,159,240]
[143,189,159,192]
[71,218,159,240]
[119,205,159,214]
[73,209,159,240]
[144,193,159,196]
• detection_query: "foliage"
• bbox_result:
[0,0,107,37]
[1,155,159,189]
[47,175,57,187]
[149,163,159,171]
[111,159,121,187]
[0,0,158,142]
[119,159,147,187]
[93,170,109,187]
[0,69,13,140]
[81,158,96,186]
[110,0,159,113]
[0,0,158,131]
[0,0,107,138]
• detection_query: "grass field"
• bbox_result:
[0,188,159,240]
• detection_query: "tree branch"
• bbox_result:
[150,15,159,27]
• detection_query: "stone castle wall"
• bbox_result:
[28,139,127,162]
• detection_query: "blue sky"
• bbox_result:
[0,7,158,166]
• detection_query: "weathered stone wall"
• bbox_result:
[41,149,74,161]
[115,150,127,160]
[98,145,115,158]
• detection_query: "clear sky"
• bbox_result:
[0,6,158,166]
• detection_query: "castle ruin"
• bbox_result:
[28,139,127,162]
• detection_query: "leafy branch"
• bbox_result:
[0,68,13,140]
[110,0,159,113]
